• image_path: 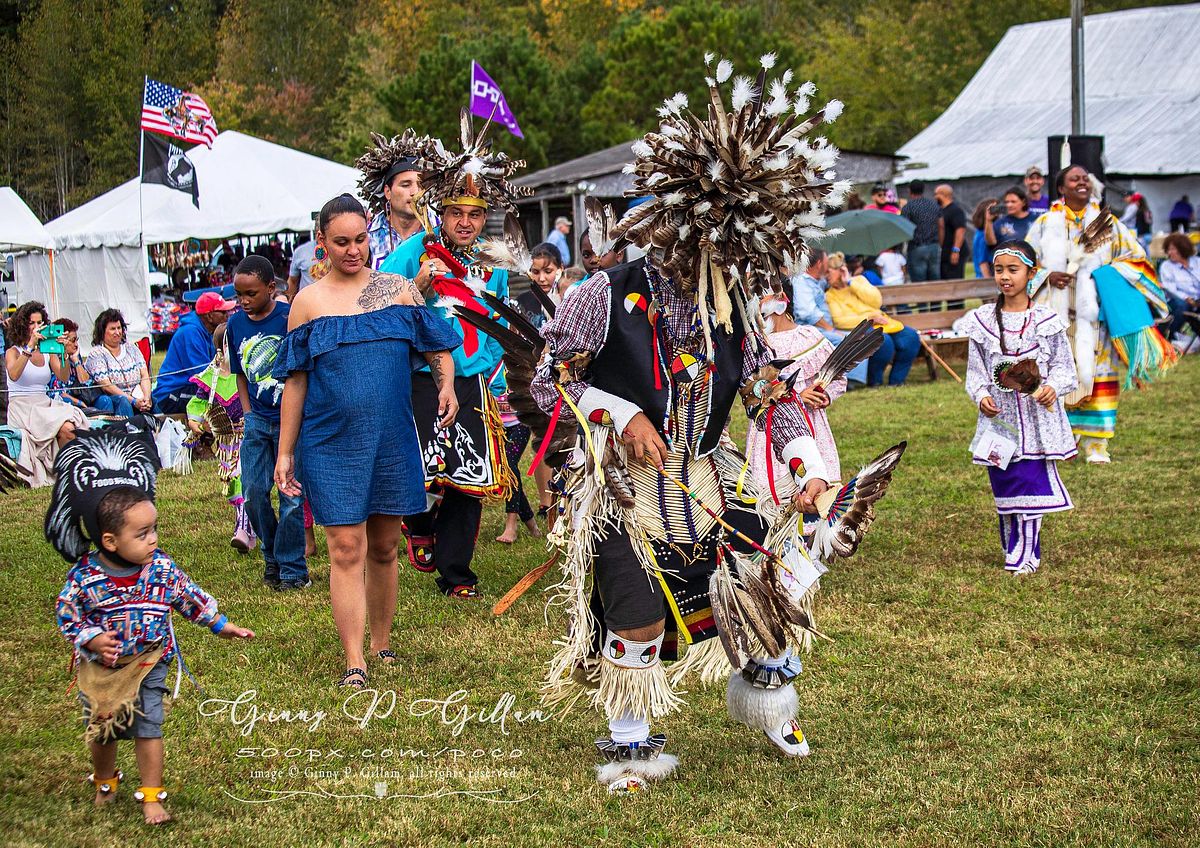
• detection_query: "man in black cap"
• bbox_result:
[360,132,427,269]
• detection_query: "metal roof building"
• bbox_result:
[897,3,1200,230]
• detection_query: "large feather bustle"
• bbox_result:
[415,109,533,215]
[355,129,429,217]
[611,60,846,299]
[813,319,885,387]
[810,441,907,561]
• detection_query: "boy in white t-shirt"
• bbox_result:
[876,247,907,285]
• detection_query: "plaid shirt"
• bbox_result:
[532,267,813,461]
[56,549,220,663]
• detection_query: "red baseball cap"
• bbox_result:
[195,291,237,314]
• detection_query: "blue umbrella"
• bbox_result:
[818,209,915,255]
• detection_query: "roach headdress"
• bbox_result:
[610,54,851,302]
[355,129,429,218]
[44,423,161,562]
[416,109,533,214]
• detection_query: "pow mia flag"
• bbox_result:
[142,132,200,208]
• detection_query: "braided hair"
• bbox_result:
[992,239,1037,355]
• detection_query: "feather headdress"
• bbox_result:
[611,56,848,299]
[416,109,533,214]
[44,423,160,562]
[355,129,429,218]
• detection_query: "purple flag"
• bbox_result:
[469,61,524,139]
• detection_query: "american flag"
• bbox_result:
[141,78,218,148]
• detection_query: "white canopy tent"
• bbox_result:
[0,187,55,313]
[15,131,361,336]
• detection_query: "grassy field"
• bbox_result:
[1,357,1198,847]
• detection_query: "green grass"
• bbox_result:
[2,358,1198,847]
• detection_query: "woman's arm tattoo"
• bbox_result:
[357,272,412,311]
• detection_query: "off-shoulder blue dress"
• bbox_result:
[273,304,460,526]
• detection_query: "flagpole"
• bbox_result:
[138,76,149,352]
[138,76,146,250]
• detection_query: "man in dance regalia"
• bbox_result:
[473,56,906,792]
[378,115,531,598]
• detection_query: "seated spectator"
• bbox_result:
[788,249,867,385]
[1159,233,1200,343]
[987,187,1034,246]
[4,301,88,486]
[152,292,235,413]
[45,318,102,412]
[84,309,153,417]
[876,246,907,286]
[971,199,998,278]
[824,252,921,387]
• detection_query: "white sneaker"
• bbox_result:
[1013,562,1038,577]
[765,718,811,757]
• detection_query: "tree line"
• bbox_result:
[0,0,1182,220]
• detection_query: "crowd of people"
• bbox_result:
[5,58,1192,819]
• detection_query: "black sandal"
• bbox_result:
[376,650,398,664]
[337,667,368,689]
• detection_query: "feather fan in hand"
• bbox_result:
[809,441,906,561]
[812,319,884,388]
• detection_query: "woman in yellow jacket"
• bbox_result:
[825,252,922,386]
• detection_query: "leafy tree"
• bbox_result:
[378,29,562,171]
[579,0,804,149]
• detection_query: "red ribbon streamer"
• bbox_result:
[423,241,490,358]
[529,395,563,475]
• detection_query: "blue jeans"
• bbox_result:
[867,327,921,386]
[92,394,135,417]
[814,326,868,384]
[242,412,307,582]
[1166,293,1200,339]
[908,243,941,282]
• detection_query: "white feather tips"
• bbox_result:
[760,52,776,70]
[798,81,817,97]
[694,200,713,215]
[823,99,844,123]
[462,156,484,176]
[631,140,653,158]
[731,76,756,111]
[704,52,715,66]
[716,59,733,84]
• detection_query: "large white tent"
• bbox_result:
[15,131,360,335]
[0,187,54,313]
[0,187,53,252]
[897,4,1200,229]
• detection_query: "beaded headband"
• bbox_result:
[992,248,1035,267]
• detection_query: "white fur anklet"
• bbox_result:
[726,673,798,732]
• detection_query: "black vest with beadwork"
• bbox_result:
[588,258,746,457]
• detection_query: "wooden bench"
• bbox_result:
[877,278,998,380]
